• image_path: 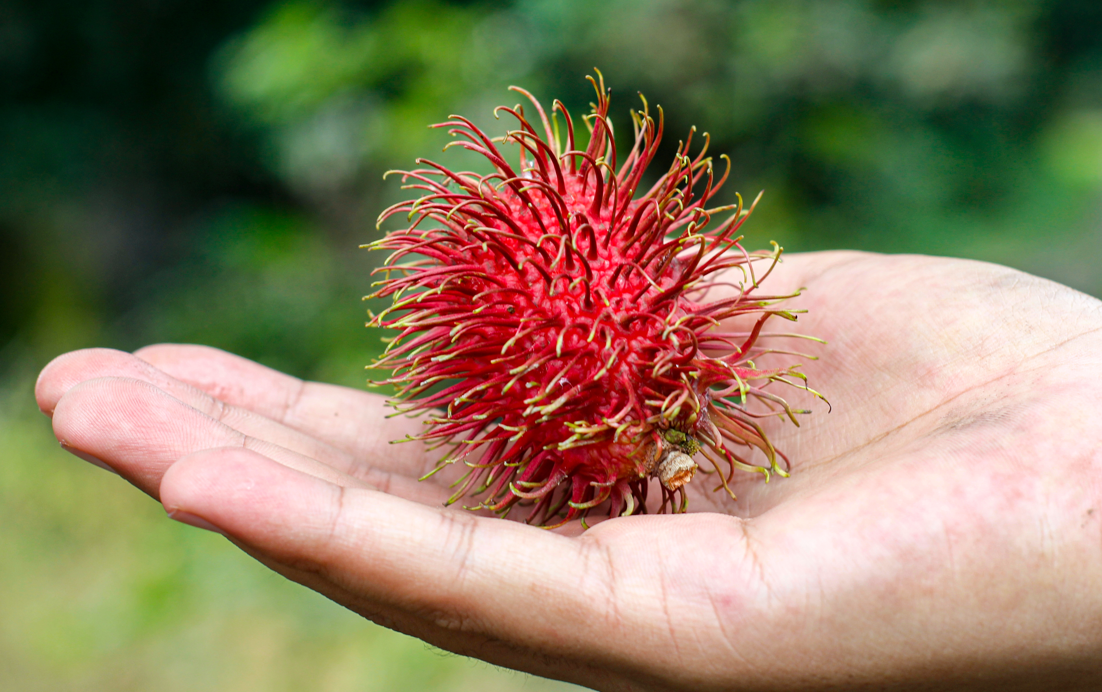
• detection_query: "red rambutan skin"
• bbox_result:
[367,73,823,527]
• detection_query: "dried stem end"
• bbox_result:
[657,451,698,491]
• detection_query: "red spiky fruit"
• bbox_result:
[368,73,822,527]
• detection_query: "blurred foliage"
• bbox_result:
[1,0,1100,376]
[1,0,1100,689]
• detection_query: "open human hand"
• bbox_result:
[35,252,1102,691]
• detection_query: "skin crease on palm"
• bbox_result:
[33,251,1102,691]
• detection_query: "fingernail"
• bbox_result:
[166,509,225,535]
[60,443,119,475]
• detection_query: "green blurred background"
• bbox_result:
[2,0,1100,689]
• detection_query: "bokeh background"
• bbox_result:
[2,0,1100,689]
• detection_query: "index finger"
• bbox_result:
[159,446,761,688]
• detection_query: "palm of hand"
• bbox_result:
[36,252,1102,691]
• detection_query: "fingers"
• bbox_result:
[51,376,450,505]
[38,348,440,482]
[37,350,322,462]
[135,344,437,476]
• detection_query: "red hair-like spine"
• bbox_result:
[368,73,823,527]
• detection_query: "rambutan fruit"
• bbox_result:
[367,72,823,527]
